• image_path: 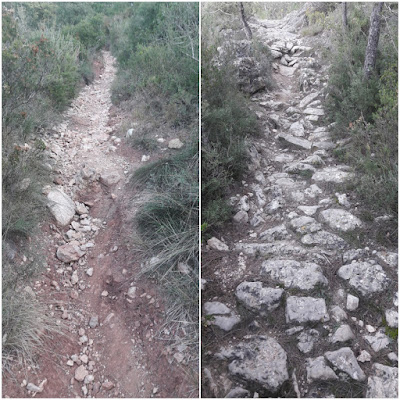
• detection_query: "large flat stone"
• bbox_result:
[312,167,354,183]
[222,336,289,393]
[319,209,363,232]
[277,133,312,150]
[235,282,283,315]
[337,261,389,296]
[261,259,327,290]
[299,92,320,108]
[286,296,329,324]
[301,230,347,250]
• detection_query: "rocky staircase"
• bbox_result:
[202,12,398,399]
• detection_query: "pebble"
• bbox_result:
[346,294,359,311]
[102,381,115,390]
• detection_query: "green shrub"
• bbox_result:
[201,49,260,231]
[326,4,398,244]
[110,3,199,127]
[132,142,199,356]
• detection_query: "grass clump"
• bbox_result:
[132,141,199,358]
[2,240,61,372]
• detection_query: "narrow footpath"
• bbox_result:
[3,52,191,398]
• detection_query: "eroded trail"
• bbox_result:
[4,52,190,398]
[202,14,398,399]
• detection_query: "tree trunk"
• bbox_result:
[363,2,384,80]
[239,2,252,40]
[342,2,348,30]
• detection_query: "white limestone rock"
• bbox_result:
[364,331,391,352]
[222,336,289,393]
[346,294,359,311]
[277,133,312,150]
[301,230,347,250]
[312,166,354,183]
[330,324,355,343]
[338,261,389,296]
[288,216,322,235]
[56,242,85,263]
[298,205,320,216]
[319,209,363,232]
[306,356,338,383]
[47,188,75,226]
[366,363,398,398]
[207,237,229,252]
[235,282,283,315]
[259,225,288,242]
[330,305,348,322]
[324,347,366,381]
[297,329,319,353]
[385,309,398,328]
[203,302,240,332]
[261,259,327,291]
[286,296,329,324]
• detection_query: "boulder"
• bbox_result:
[261,259,327,290]
[324,347,366,381]
[306,356,338,383]
[221,336,289,393]
[319,209,363,232]
[56,242,85,263]
[337,261,389,296]
[366,363,398,398]
[235,281,283,314]
[47,189,75,226]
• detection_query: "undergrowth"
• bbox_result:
[325,3,398,246]
[132,142,199,360]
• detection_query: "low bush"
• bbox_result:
[325,3,398,245]
[110,3,199,127]
[201,49,260,231]
[132,142,199,353]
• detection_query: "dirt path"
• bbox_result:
[3,51,192,398]
[202,13,398,399]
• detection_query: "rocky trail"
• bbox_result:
[3,52,191,398]
[202,13,398,399]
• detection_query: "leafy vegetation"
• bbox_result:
[110,3,199,127]
[325,3,398,245]
[201,4,264,232]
